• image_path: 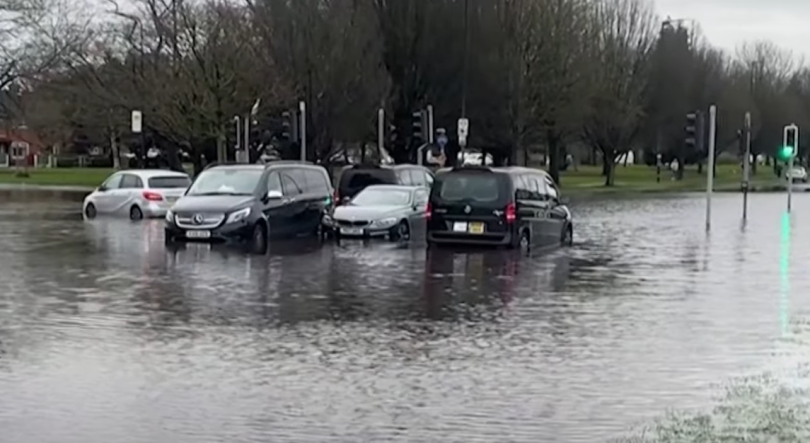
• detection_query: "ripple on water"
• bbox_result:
[1,193,810,442]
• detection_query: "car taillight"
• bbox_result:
[426,202,432,220]
[143,191,163,201]
[333,190,340,205]
[505,202,516,222]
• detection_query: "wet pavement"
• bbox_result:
[2,189,810,442]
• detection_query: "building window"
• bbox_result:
[10,142,29,159]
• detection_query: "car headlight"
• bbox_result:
[165,210,174,223]
[226,207,251,223]
[372,217,398,227]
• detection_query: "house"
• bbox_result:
[0,126,46,161]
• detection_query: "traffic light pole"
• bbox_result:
[299,101,306,162]
[784,124,798,213]
[377,108,384,158]
[705,105,717,232]
[742,112,751,222]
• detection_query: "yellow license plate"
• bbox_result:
[469,222,484,234]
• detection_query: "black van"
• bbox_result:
[426,166,572,250]
[335,164,434,204]
[165,161,334,254]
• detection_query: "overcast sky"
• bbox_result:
[655,0,810,58]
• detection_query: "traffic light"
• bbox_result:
[389,123,397,143]
[412,110,424,142]
[780,125,798,160]
[281,111,292,141]
[685,112,697,151]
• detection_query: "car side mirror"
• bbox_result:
[97,186,107,192]
[266,190,283,199]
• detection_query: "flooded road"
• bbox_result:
[1,189,810,442]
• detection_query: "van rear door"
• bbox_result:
[429,170,512,235]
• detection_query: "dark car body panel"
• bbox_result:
[165,163,334,245]
[426,166,571,248]
[335,164,434,203]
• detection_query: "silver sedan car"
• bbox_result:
[324,185,429,240]
[83,169,192,220]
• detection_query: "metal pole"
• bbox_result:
[299,101,306,162]
[788,124,797,212]
[243,114,249,163]
[706,105,717,232]
[234,116,241,152]
[377,108,384,160]
[461,0,469,119]
[427,105,434,144]
[742,112,751,221]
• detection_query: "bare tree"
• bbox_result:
[582,0,656,186]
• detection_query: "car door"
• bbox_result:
[262,171,292,239]
[110,173,143,215]
[290,167,321,236]
[304,168,332,232]
[519,175,550,247]
[94,173,124,213]
[279,169,309,236]
[409,188,430,238]
[543,176,568,242]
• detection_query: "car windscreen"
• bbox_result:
[340,170,397,196]
[186,169,262,196]
[435,173,504,203]
[351,188,411,206]
[148,176,191,188]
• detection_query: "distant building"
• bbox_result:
[0,126,46,162]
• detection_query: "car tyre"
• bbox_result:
[84,203,97,219]
[389,220,410,241]
[518,229,530,252]
[562,225,573,246]
[250,223,268,255]
[129,205,143,220]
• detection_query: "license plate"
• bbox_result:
[452,222,468,232]
[340,227,363,235]
[186,230,211,239]
[469,222,484,234]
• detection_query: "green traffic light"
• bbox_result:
[779,145,796,159]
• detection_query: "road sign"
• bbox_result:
[458,118,469,138]
[131,110,142,133]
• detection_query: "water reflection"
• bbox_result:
[3,193,810,442]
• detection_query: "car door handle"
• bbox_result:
[282,197,295,204]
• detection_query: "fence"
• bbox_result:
[0,155,115,169]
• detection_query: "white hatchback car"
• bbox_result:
[83,169,192,220]
[786,166,808,183]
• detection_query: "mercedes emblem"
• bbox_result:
[464,205,471,214]
[192,214,204,225]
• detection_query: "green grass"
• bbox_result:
[559,163,782,194]
[0,168,114,187]
[0,163,786,194]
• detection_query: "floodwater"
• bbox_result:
[1,189,810,442]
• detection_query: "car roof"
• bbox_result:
[117,169,189,179]
[437,165,551,177]
[361,184,420,191]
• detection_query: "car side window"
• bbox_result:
[544,176,559,200]
[101,174,123,189]
[398,170,414,186]
[410,169,426,187]
[515,175,532,200]
[287,168,309,194]
[266,172,282,193]
[119,174,142,188]
[414,189,428,206]
[424,171,434,186]
[304,170,328,195]
[280,172,302,196]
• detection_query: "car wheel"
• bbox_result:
[562,225,573,246]
[129,205,143,220]
[84,203,97,219]
[389,220,410,241]
[518,229,530,252]
[250,223,268,255]
[164,229,175,245]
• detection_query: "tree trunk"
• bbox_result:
[603,154,615,186]
[548,135,561,185]
[110,132,120,169]
[216,133,226,163]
